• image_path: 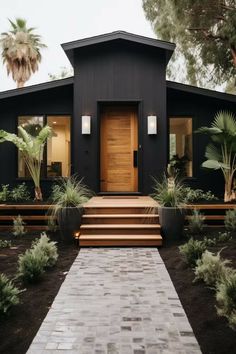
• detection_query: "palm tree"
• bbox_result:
[0,125,52,201]
[0,18,46,88]
[196,111,236,202]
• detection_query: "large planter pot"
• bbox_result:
[57,207,83,243]
[158,206,185,243]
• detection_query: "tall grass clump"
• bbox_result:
[0,273,21,315]
[151,175,186,207]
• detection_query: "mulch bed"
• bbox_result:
[0,232,78,354]
[159,233,236,354]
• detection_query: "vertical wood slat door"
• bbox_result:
[100,107,138,192]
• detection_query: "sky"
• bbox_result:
[0,0,155,91]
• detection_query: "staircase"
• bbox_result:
[79,196,162,247]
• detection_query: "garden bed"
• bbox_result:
[0,232,78,354]
[159,233,236,354]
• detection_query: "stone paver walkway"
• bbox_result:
[27,248,201,354]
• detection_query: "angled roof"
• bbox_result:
[167,80,236,103]
[61,30,176,66]
[0,77,74,100]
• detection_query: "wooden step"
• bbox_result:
[79,234,162,247]
[82,214,159,224]
[84,206,155,215]
[80,224,161,235]
[0,215,53,221]
[0,225,49,231]
[186,215,225,221]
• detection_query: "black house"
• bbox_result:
[0,31,236,197]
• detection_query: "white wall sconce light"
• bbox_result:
[82,115,91,135]
[147,115,157,135]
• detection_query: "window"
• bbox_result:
[169,117,193,177]
[18,115,71,178]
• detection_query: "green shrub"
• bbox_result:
[11,183,31,202]
[194,250,231,287]
[17,249,48,283]
[188,209,205,234]
[0,240,11,248]
[225,209,236,232]
[12,215,26,237]
[183,187,217,203]
[0,184,10,202]
[151,175,186,207]
[0,273,21,315]
[179,238,207,267]
[216,271,236,329]
[218,231,232,243]
[32,232,58,267]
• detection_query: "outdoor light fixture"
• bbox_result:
[147,115,157,135]
[82,115,91,135]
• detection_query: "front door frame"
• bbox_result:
[97,100,143,194]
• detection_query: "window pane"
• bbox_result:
[47,116,71,177]
[18,116,44,177]
[169,118,193,177]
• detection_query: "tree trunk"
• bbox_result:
[224,178,235,202]
[17,81,25,88]
[34,186,43,201]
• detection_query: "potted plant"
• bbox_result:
[151,174,186,242]
[49,176,91,243]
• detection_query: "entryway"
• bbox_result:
[100,106,138,192]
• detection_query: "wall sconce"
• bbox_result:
[147,115,157,135]
[82,115,91,135]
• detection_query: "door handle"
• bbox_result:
[133,150,138,168]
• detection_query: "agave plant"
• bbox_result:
[196,111,236,202]
[0,18,46,88]
[0,125,52,201]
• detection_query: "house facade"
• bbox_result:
[0,31,236,197]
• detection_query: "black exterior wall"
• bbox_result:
[73,40,168,194]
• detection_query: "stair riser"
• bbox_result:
[82,217,159,224]
[84,207,154,215]
[79,239,162,247]
[80,228,160,235]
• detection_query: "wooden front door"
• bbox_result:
[100,107,138,192]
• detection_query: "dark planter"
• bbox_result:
[57,207,83,243]
[158,206,185,242]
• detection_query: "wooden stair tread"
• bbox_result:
[185,204,236,209]
[0,204,50,210]
[80,224,160,229]
[82,214,158,218]
[79,234,162,239]
[186,215,225,220]
[0,215,52,221]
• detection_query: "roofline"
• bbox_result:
[0,76,74,100]
[167,80,236,103]
[61,31,175,52]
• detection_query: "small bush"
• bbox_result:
[0,240,11,249]
[12,215,26,237]
[179,238,207,267]
[17,249,48,283]
[184,187,217,203]
[0,273,21,315]
[225,209,236,232]
[194,250,231,287]
[188,209,205,234]
[0,184,10,202]
[216,271,236,329]
[32,232,58,268]
[218,231,232,243]
[11,183,31,202]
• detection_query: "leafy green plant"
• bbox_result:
[17,249,47,283]
[225,209,236,232]
[0,240,11,249]
[179,238,207,267]
[188,209,205,234]
[0,273,21,315]
[32,232,58,268]
[151,175,186,207]
[11,183,31,202]
[196,111,236,202]
[216,271,236,329]
[0,184,10,202]
[194,250,232,287]
[12,215,26,237]
[218,231,232,243]
[0,125,52,201]
[183,187,217,203]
